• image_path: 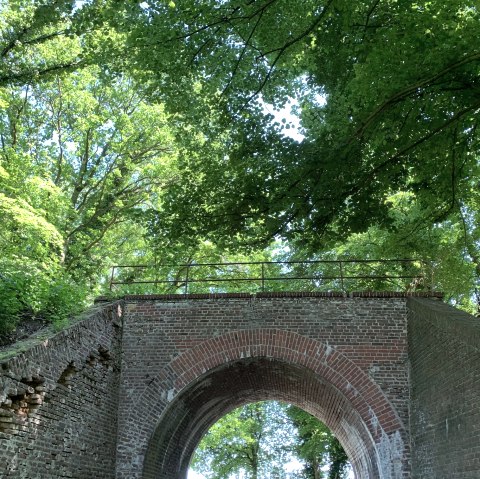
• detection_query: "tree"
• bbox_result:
[0,0,133,87]
[190,401,350,479]
[191,402,297,479]
[133,0,480,309]
[117,1,478,258]
[2,1,479,252]
[277,190,480,314]
[2,1,479,329]
[3,69,178,265]
[0,172,67,333]
[0,66,179,332]
[286,406,349,479]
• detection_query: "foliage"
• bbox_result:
[191,401,298,479]
[286,406,349,479]
[280,190,479,313]
[123,0,480,310]
[0,248,87,334]
[116,0,479,246]
[0,65,178,332]
[1,1,479,333]
[0,0,127,86]
[0,164,67,332]
[191,401,350,479]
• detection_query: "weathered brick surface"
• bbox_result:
[115,295,412,479]
[408,298,480,479]
[0,302,123,478]
[2,293,477,479]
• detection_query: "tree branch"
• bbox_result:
[239,0,335,109]
[0,61,84,86]
[352,51,480,141]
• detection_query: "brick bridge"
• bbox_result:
[0,292,479,479]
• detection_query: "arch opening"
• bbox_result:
[142,357,380,479]
[188,399,353,479]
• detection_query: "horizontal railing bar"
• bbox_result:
[109,258,431,292]
[111,274,422,286]
[111,258,425,269]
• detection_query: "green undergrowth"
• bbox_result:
[0,302,110,359]
[0,264,91,339]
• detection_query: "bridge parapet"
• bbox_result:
[0,302,123,478]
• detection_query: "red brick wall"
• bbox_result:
[115,293,414,479]
[408,298,480,479]
[5,293,476,479]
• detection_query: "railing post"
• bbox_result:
[109,266,115,291]
[429,260,435,292]
[153,260,158,292]
[184,264,190,295]
[261,263,265,292]
[339,261,345,291]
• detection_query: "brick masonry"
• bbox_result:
[408,298,480,479]
[0,293,478,479]
[0,302,123,478]
[115,293,413,479]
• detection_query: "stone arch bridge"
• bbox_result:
[0,292,479,478]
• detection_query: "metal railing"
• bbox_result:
[109,259,432,294]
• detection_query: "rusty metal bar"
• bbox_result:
[108,259,427,293]
[261,263,265,292]
[109,266,116,291]
[184,264,190,295]
[110,274,419,285]
[339,261,344,291]
[111,258,420,269]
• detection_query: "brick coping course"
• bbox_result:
[95,291,444,302]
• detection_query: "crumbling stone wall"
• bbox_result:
[408,298,480,479]
[0,302,123,478]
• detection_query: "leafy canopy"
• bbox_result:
[191,401,350,479]
[1,0,480,332]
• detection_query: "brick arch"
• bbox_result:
[117,329,408,479]
[167,329,406,437]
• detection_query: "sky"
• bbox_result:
[262,98,305,142]
[262,87,327,143]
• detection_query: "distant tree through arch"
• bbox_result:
[189,400,351,479]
